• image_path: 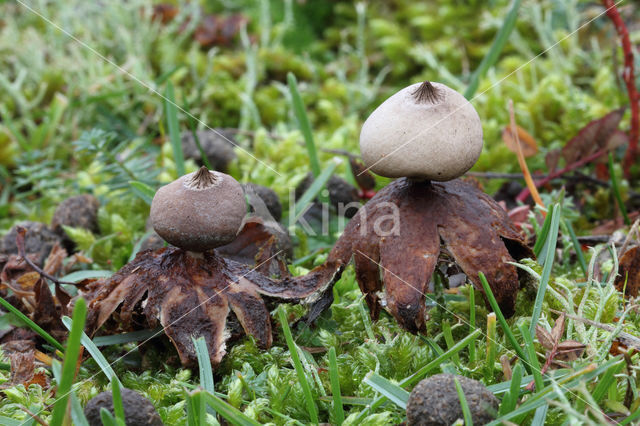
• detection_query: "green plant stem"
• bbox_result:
[49,298,87,426]
[608,152,630,225]
[0,295,64,353]
[278,308,319,424]
[464,0,522,99]
[478,272,531,373]
[530,203,561,335]
[328,347,344,425]
[454,378,473,426]
[287,72,321,178]
[468,287,477,363]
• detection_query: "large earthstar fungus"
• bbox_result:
[317,81,534,333]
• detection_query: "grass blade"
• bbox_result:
[111,378,126,426]
[203,391,261,426]
[468,287,477,363]
[129,180,156,205]
[328,347,345,425]
[62,316,119,383]
[70,391,90,426]
[531,404,548,426]
[499,362,523,415]
[485,312,497,382]
[277,308,319,424]
[100,408,118,426]
[363,372,410,409]
[464,0,522,99]
[454,377,473,426]
[165,81,185,177]
[0,295,64,352]
[530,203,561,335]
[608,152,630,225]
[185,390,206,426]
[60,270,113,282]
[533,210,552,257]
[442,320,461,367]
[591,359,624,404]
[287,72,321,178]
[563,217,587,276]
[49,298,87,426]
[92,327,164,346]
[293,158,341,223]
[192,337,215,394]
[518,323,543,391]
[478,272,530,373]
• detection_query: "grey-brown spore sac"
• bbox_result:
[51,194,100,249]
[51,194,100,234]
[181,129,237,172]
[243,183,283,222]
[0,222,62,266]
[295,173,360,218]
[406,374,499,426]
[84,388,163,426]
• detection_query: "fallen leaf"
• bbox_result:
[545,149,562,172]
[502,125,538,157]
[194,14,247,48]
[555,340,586,361]
[615,246,640,297]
[1,340,36,387]
[535,325,555,350]
[561,107,626,164]
[152,4,179,24]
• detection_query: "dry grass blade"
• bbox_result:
[508,100,545,210]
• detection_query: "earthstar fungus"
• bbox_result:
[320,81,534,332]
[84,167,341,366]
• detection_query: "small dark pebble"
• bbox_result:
[295,173,360,218]
[0,222,62,266]
[181,129,237,172]
[406,373,498,426]
[243,183,283,222]
[84,388,163,426]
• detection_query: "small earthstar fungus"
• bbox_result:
[82,167,342,367]
[317,81,534,332]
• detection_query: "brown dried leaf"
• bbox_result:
[551,313,566,343]
[545,149,562,172]
[152,4,179,24]
[16,272,40,291]
[615,246,640,298]
[561,107,626,164]
[555,340,586,361]
[32,278,65,341]
[535,325,555,350]
[349,157,376,191]
[194,14,247,48]
[43,244,67,276]
[502,125,538,157]
[1,254,37,284]
[1,340,35,387]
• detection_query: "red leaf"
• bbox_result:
[561,107,626,164]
